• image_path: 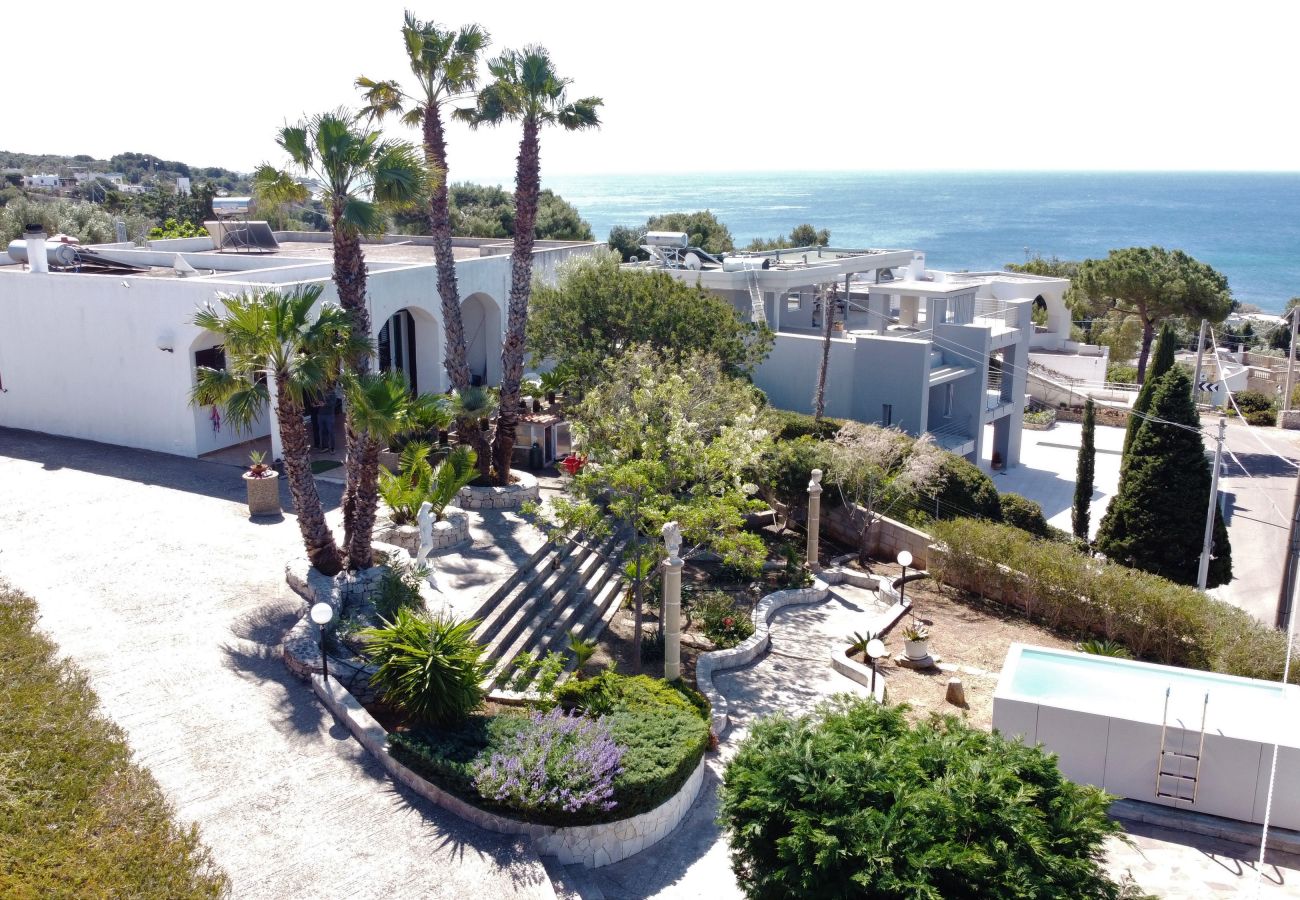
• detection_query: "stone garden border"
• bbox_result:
[457,469,540,511]
[373,507,471,555]
[311,673,706,868]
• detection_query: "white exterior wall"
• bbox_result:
[1029,348,1109,383]
[0,241,592,457]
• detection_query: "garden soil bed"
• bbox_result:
[853,559,1075,731]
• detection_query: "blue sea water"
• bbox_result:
[540,171,1300,313]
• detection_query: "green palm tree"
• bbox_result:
[451,384,496,479]
[456,47,601,484]
[254,110,427,567]
[191,286,356,575]
[357,13,490,395]
[341,370,431,567]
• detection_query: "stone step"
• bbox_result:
[471,538,576,647]
[480,538,596,670]
[504,533,631,687]
[467,539,554,624]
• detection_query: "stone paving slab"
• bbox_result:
[0,427,553,899]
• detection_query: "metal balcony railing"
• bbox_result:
[927,415,974,451]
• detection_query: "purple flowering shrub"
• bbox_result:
[472,708,625,814]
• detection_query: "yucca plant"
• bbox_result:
[379,443,478,525]
[1076,638,1132,659]
[846,630,879,659]
[360,608,489,725]
[568,630,598,678]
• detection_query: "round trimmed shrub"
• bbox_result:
[933,454,1001,521]
[999,492,1050,537]
[720,697,1131,899]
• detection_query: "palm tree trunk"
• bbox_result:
[330,206,375,568]
[276,373,343,575]
[344,434,382,569]
[424,106,471,394]
[491,117,541,485]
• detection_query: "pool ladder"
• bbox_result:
[1155,687,1209,805]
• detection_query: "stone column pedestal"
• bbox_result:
[662,521,683,682]
[807,469,823,571]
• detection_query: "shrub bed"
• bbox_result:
[930,518,1298,683]
[0,582,227,898]
[390,673,710,826]
[719,697,1133,899]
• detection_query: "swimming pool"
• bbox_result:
[993,644,1300,829]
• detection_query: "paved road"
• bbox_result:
[0,428,552,900]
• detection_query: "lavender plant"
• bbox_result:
[472,708,624,814]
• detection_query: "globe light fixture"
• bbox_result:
[310,602,334,683]
[866,637,887,693]
[896,550,913,613]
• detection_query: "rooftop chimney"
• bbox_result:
[24,225,47,274]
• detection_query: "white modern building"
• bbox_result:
[0,228,600,458]
[633,241,1078,469]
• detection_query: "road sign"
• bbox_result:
[1197,381,1221,393]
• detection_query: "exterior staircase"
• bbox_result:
[470,530,630,694]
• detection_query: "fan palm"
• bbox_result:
[456,47,602,484]
[254,110,428,568]
[379,443,478,525]
[191,286,357,575]
[357,13,490,394]
[452,384,496,479]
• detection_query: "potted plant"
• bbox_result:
[902,623,930,661]
[244,450,280,516]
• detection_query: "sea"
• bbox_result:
[535,171,1299,313]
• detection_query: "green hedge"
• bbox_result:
[760,407,844,441]
[392,673,710,826]
[999,493,1049,538]
[719,697,1133,899]
[930,518,1297,683]
[0,583,227,898]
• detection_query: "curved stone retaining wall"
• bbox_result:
[695,567,887,737]
[458,470,539,511]
[374,508,471,555]
[312,674,705,868]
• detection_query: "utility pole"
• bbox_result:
[1197,416,1227,591]
[1191,319,1208,408]
[1282,307,1299,414]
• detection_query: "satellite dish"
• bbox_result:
[683,251,702,271]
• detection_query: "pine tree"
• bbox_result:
[1072,398,1095,540]
[1097,367,1232,586]
[1122,322,1178,456]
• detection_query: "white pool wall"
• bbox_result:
[992,643,1300,830]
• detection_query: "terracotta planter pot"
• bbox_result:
[244,470,281,516]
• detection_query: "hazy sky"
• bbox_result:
[12,0,1297,179]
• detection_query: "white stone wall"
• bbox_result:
[374,508,471,555]
[311,674,706,868]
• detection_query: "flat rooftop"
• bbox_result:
[197,241,484,263]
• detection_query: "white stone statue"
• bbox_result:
[808,468,824,494]
[662,520,682,562]
[416,501,434,566]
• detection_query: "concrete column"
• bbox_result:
[662,522,683,682]
[900,295,920,327]
[807,469,823,571]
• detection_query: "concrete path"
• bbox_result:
[590,589,879,899]
[0,428,553,899]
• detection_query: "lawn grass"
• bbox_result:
[0,581,228,899]
[311,459,342,474]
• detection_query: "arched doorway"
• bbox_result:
[462,292,503,387]
[377,306,441,394]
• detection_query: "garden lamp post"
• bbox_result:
[866,638,887,694]
[896,550,912,612]
[310,602,334,684]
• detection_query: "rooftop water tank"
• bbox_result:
[642,231,689,248]
[721,256,771,272]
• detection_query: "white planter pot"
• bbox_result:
[904,638,930,661]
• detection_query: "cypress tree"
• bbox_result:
[1072,398,1096,540]
[1097,367,1232,587]
[1122,322,1178,457]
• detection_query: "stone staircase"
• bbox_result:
[470,529,630,694]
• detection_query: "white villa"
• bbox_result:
[0,224,1094,472]
[0,227,599,458]
[631,239,1081,468]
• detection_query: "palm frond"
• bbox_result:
[252,165,309,208]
